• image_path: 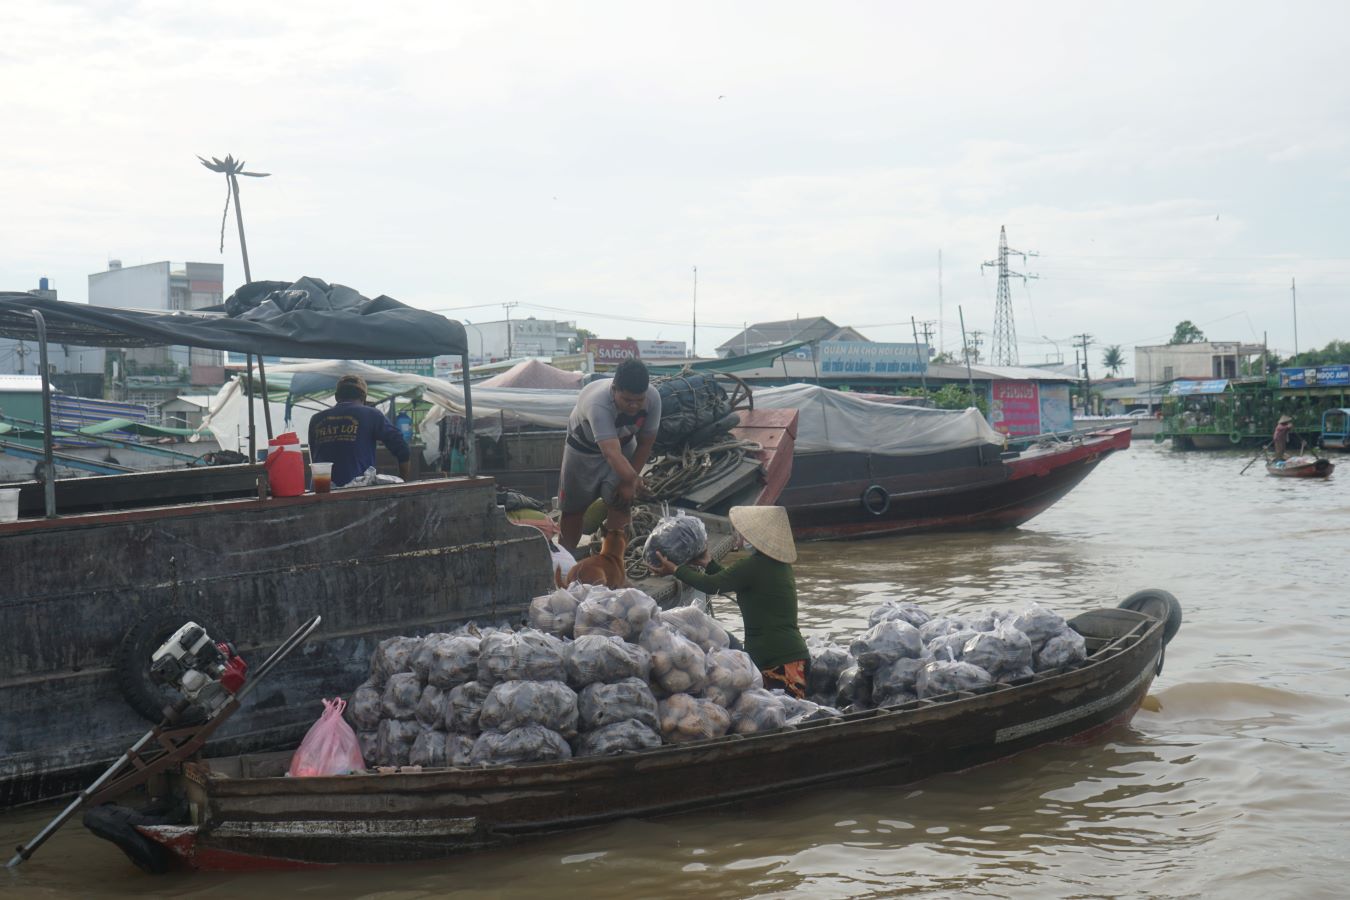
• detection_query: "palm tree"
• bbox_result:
[1101,345,1125,377]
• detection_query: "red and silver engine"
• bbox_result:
[148,622,248,716]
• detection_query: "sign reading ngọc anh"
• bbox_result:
[991,380,1042,436]
[815,341,928,376]
[1279,365,1350,388]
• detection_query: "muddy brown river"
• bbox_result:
[3,442,1347,898]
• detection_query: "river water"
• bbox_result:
[4,442,1348,898]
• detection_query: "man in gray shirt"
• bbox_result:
[558,358,662,551]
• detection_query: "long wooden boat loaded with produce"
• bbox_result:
[81,591,1180,872]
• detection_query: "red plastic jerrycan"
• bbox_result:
[264,432,306,497]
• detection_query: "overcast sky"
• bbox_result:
[5,1,1349,374]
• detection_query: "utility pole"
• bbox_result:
[958,306,976,396]
[966,330,985,365]
[14,341,29,374]
[691,266,698,358]
[910,316,928,391]
[503,302,519,358]
[981,226,1038,366]
[1075,333,1094,415]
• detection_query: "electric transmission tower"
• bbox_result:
[981,225,1038,366]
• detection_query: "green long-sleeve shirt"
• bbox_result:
[674,552,809,670]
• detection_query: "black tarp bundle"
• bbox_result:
[0,279,467,359]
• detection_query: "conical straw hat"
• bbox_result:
[728,506,797,564]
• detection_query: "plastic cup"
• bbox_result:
[0,488,19,523]
[310,462,333,494]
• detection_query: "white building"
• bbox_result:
[89,260,227,419]
[1134,341,1266,394]
[459,317,578,363]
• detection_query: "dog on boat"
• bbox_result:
[556,528,629,589]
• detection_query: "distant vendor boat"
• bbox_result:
[1265,455,1335,478]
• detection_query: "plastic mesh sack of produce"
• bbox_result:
[573,719,664,757]
[381,672,423,720]
[661,603,731,652]
[970,609,1014,633]
[479,680,579,739]
[836,665,873,710]
[346,681,383,732]
[447,734,475,767]
[922,629,979,664]
[1035,627,1087,670]
[374,718,421,767]
[528,589,580,638]
[469,724,573,766]
[447,681,491,734]
[477,629,567,685]
[703,647,762,707]
[773,691,841,725]
[867,600,933,629]
[578,677,660,731]
[288,698,365,777]
[919,616,970,644]
[642,512,709,568]
[961,622,1034,681]
[573,588,660,641]
[657,693,731,744]
[356,731,378,765]
[806,638,854,702]
[916,659,993,698]
[871,657,924,707]
[369,636,419,687]
[415,684,446,728]
[1013,603,1069,651]
[412,634,481,689]
[565,634,651,686]
[640,620,709,696]
[849,619,923,672]
[409,728,446,768]
[730,688,787,735]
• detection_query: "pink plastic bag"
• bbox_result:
[288,698,366,777]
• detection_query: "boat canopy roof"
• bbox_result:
[0,281,467,359]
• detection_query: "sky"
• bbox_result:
[5,0,1350,376]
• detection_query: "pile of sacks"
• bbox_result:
[809,601,1088,713]
[346,583,830,769]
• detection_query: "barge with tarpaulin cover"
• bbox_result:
[0,286,557,809]
[76,594,1180,871]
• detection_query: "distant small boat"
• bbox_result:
[1266,456,1335,478]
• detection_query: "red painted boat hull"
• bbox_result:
[1266,458,1335,478]
[784,428,1132,541]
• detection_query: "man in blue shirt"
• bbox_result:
[308,375,412,487]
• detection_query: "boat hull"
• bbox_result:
[783,428,1131,541]
[0,475,551,808]
[134,607,1163,870]
[1266,458,1335,478]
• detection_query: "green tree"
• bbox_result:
[913,384,987,415]
[1169,321,1206,344]
[569,327,596,354]
[1101,345,1125,376]
[1284,339,1350,367]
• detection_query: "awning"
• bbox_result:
[646,341,811,375]
[0,287,467,359]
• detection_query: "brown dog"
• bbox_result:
[556,528,629,589]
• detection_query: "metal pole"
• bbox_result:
[911,315,927,392]
[257,354,274,439]
[230,173,253,284]
[958,305,975,396]
[245,354,257,462]
[692,266,698,358]
[1291,277,1298,358]
[460,352,476,476]
[30,311,56,518]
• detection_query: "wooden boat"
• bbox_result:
[95,597,1179,872]
[783,428,1132,541]
[1265,455,1335,478]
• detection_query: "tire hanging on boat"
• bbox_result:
[861,484,890,516]
[115,607,222,724]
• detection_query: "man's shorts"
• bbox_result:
[558,443,631,515]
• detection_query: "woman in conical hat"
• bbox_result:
[649,505,811,698]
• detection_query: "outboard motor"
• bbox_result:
[148,622,248,718]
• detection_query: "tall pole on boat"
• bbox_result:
[958,306,976,397]
[1291,277,1299,358]
[691,266,698,359]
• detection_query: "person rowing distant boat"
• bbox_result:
[1271,414,1305,460]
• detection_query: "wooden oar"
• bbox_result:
[1239,443,1270,475]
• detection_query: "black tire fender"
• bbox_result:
[83,804,178,874]
[861,484,890,516]
[115,608,220,724]
[1118,589,1182,647]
